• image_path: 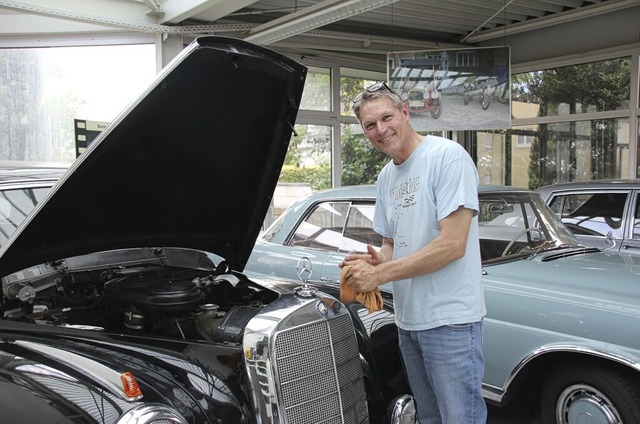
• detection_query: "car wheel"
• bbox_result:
[481,93,490,110]
[430,98,442,119]
[540,363,640,424]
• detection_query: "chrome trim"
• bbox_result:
[486,343,640,404]
[243,291,368,424]
[482,383,506,403]
[389,395,417,424]
[116,404,188,424]
[15,340,143,401]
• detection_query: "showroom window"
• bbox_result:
[0,44,156,163]
[300,66,331,112]
[477,54,637,189]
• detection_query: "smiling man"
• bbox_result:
[342,82,487,424]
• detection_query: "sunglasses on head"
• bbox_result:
[353,81,393,103]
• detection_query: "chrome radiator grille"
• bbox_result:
[274,312,369,424]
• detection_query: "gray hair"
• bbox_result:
[352,82,404,122]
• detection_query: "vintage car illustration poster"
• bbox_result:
[387,46,511,131]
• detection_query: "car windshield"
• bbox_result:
[478,191,580,261]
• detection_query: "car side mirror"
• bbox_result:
[604,231,617,250]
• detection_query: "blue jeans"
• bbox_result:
[398,321,487,424]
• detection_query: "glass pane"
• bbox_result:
[300,66,330,111]
[476,132,506,186]
[342,203,381,252]
[637,119,640,178]
[340,76,382,117]
[340,123,388,186]
[558,193,626,238]
[478,193,551,260]
[634,195,640,240]
[279,124,331,190]
[512,57,630,119]
[287,202,349,251]
[511,118,630,189]
[0,45,156,163]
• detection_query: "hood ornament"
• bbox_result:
[294,257,317,298]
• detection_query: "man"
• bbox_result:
[342,82,487,424]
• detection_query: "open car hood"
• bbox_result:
[0,36,306,276]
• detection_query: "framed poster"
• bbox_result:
[387,46,511,131]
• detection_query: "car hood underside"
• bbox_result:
[0,37,307,276]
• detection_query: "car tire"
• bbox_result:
[540,362,640,424]
[430,98,442,119]
[481,93,490,110]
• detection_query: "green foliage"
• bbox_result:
[517,58,631,188]
[341,126,388,186]
[279,163,331,191]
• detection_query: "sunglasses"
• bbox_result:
[352,81,393,104]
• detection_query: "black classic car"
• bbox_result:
[0,37,413,424]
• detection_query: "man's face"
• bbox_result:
[359,96,412,163]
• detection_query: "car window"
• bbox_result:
[287,201,381,253]
[633,194,640,240]
[341,203,381,252]
[549,192,626,237]
[0,186,51,247]
[478,193,554,260]
[260,212,285,242]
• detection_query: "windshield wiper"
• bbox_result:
[529,241,558,259]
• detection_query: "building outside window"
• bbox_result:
[1,43,639,197]
[476,55,637,189]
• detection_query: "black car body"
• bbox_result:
[0,37,411,424]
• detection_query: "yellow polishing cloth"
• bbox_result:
[340,265,383,314]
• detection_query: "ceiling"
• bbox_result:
[0,0,638,65]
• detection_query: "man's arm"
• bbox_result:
[343,206,474,292]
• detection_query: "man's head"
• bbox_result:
[351,82,404,122]
[352,82,420,164]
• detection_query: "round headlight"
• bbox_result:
[116,404,188,424]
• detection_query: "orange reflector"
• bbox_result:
[120,372,143,398]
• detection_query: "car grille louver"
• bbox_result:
[243,293,369,424]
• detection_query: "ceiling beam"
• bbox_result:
[160,0,256,24]
[245,0,401,46]
[464,0,640,43]
[0,0,157,30]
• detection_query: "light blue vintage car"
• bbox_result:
[246,184,640,424]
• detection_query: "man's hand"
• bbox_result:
[339,243,391,293]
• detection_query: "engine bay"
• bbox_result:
[1,248,280,343]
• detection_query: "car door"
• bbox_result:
[546,190,630,252]
[620,189,640,253]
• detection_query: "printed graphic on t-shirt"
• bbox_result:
[388,177,420,248]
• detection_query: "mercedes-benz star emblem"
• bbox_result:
[296,257,313,282]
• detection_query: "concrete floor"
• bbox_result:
[488,403,541,424]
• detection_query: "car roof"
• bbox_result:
[0,162,68,185]
[293,184,534,205]
[306,184,532,199]
[537,179,640,198]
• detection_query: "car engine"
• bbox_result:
[1,248,280,343]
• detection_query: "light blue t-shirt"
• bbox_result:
[373,135,486,331]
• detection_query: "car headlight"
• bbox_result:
[116,404,188,424]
